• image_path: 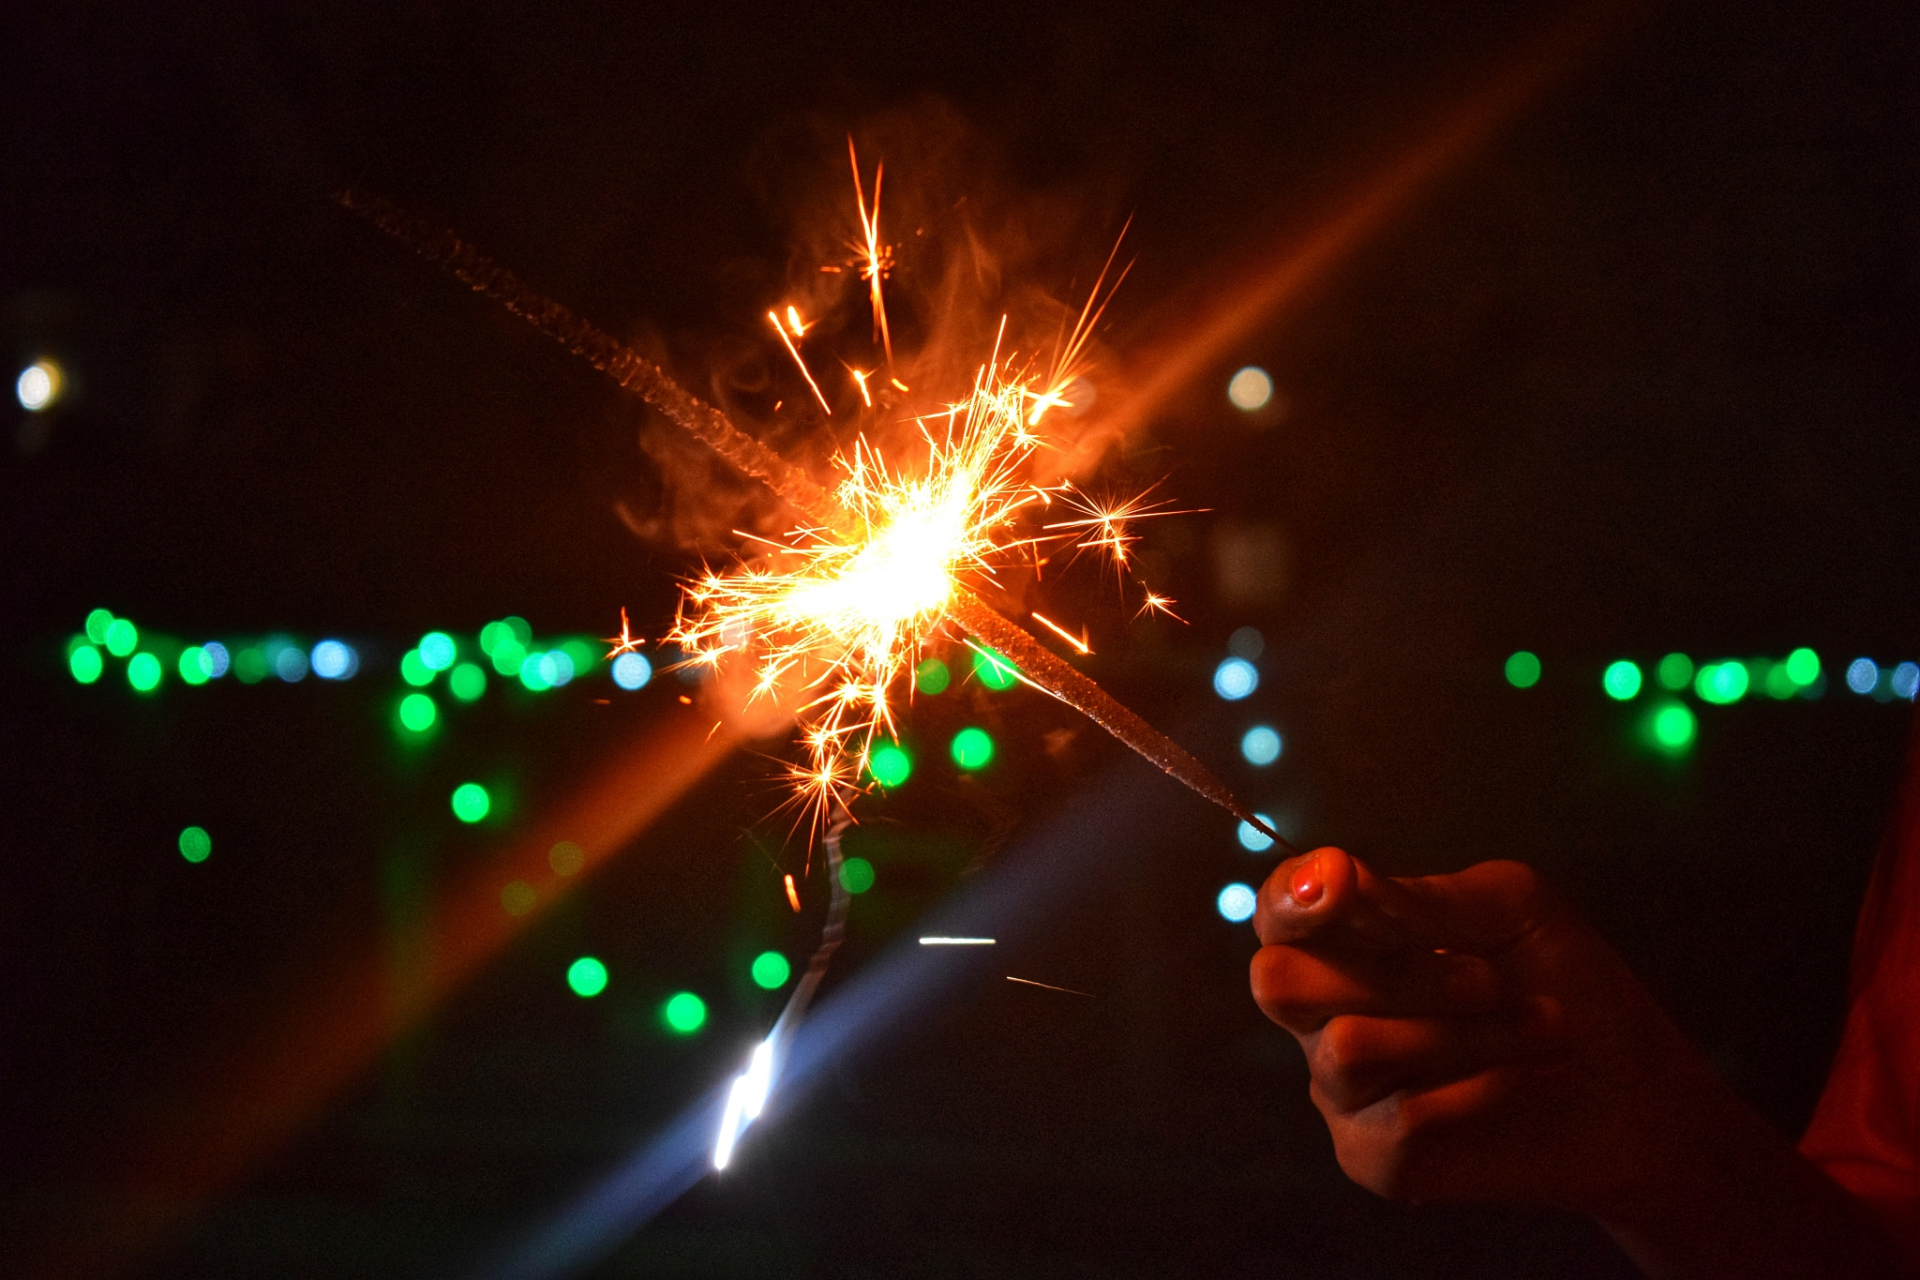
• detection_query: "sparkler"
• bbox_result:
[340,173,1287,849]
[343,161,1294,1177]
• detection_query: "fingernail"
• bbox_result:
[1290,853,1324,906]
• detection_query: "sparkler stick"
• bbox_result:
[337,188,833,516]
[342,191,1288,850]
[949,591,1289,851]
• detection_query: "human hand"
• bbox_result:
[1249,847,1721,1211]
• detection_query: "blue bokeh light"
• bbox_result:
[1238,815,1277,852]
[273,646,309,683]
[612,652,653,690]
[1227,626,1265,660]
[1241,725,1281,766]
[1894,662,1919,701]
[1214,657,1258,701]
[419,631,457,671]
[199,642,230,678]
[1217,882,1257,923]
[540,650,576,687]
[310,639,357,680]
[1847,658,1879,694]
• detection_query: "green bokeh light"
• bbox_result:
[1651,702,1696,752]
[663,991,706,1033]
[501,880,537,916]
[568,956,609,998]
[179,646,209,686]
[750,950,791,989]
[449,662,487,702]
[1656,653,1693,691]
[451,782,491,823]
[479,621,510,656]
[178,825,211,863]
[1785,648,1820,686]
[85,609,114,645]
[868,743,912,788]
[1504,650,1541,689]
[491,638,527,676]
[914,657,950,695]
[105,618,138,657]
[972,646,1019,690]
[951,726,995,770]
[419,631,456,670]
[70,645,103,684]
[398,692,437,732]
[1764,663,1798,699]
[127,652,161,692]
[518,652,551,692]
[839,856,875,894]
[1695,662,1749,705]
[1602,660,1642,701]
[559,638,597,675]
[234,647,269,683]
[400,649,435,687]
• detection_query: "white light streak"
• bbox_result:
[917,936,996,945]
[712,1036,779,1171]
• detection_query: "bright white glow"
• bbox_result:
[712,1076,747,1171]
[16,360,61,412]
[199,642,230,678]
[713,1035,779,1171]
[1217,882,1257,923]
[1847,658,1879,694]
[611,652,652,690]
[1214,657,1258,701]
[918,936,997,945]
[310,639,357,680]
[1894,662,1919,701]
[1238,815,1276,853]
[540,650,575,687]
[1241,726,1281,766]
[1227,366,1273,411]
[740,1039,774,1121]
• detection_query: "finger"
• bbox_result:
[1251,945,1508,1033]
[1253,847,1358,947]
[1304,1013,1552,1114]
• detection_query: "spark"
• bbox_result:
[784,873,802,912]
[605,606,644,657]
[1005,975,1093,997]
[847,138,894,366]
[1028,611,1091,655]
[768,310,832,416]
[784,304,808,337]
[846,365,873,406]
[918,936,996,945]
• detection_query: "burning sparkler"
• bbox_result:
[340,165,1285,846]
[344,153,1292,1175]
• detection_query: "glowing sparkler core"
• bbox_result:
[667,357,1097,824]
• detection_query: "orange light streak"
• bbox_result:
[33,711,742,1280]
[768,310,832,415]
[1029,611,1091,655]
[784,874,802,912]
[847,137,894,365]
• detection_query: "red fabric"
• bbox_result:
[1801,719,1920,1258]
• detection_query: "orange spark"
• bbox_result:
[768,309,832,415]
[1029,611,1091,655]
[847,137,894,365]
[784,873,802,912]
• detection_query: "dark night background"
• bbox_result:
[4,2,1918,1277]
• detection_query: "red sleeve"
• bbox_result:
[1801,717,1920,1257]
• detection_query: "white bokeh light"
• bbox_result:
[1227,366,1272,411]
